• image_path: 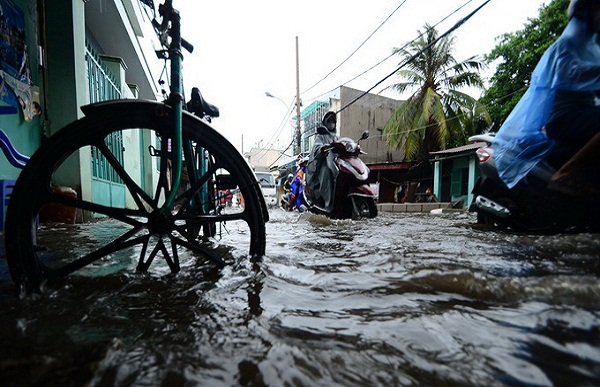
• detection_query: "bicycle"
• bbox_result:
[4,0,268,292]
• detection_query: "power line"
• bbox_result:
[337,0,494,114]
[302,0,410,95]
[301,0,476,107]
[268,138,297,169]
[341,0,476,95]
[267,0,496,168]
[248,96,295,164]
[376,109,489,141]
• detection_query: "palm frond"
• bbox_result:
[384,23,490,160]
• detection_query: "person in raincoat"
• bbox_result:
[283,173,293,193]
[306,111,339,212]
[290,158,307,210]
[551,130,600,195]
[281,173,294,209]
[492,0,600,194]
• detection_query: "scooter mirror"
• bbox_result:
[360,131,369,140]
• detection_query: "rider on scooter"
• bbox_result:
[290,158,307,210]
[306,111,338,212]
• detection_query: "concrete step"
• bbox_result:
[377,202,465,213]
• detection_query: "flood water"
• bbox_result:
[0,209,599,386]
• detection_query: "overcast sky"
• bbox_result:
[174,0,549,154]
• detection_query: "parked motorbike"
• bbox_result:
[469,133,600,232]
[304,112,377,220]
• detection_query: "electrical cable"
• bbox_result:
[250,96,296,164]
[267,0,496,169]
[337,0,494,114]
[301,0,475,108]
[302,0,410,95]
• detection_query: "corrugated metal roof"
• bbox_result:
[429,142,486,156]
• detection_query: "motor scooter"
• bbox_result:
[304,112,377,220]
[469,133,600,232]
[281,185,303,212]
[280,191,294,211]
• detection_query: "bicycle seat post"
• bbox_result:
[163,3,183,211]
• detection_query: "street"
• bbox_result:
[0,209,599,386]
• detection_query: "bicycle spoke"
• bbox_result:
[177,162,219,214]
[44,228,148,279]
[48,190,147,227]
[95,141,157,211]
[177,212,247,228]
[171,234,225,266]
[152,135,172,206]
[137,237,162,272]
[136,235,151,271]
[136,236,180,273]
[167,235,180,272]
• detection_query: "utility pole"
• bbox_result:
[295,36,302,156]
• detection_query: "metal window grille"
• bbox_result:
[86,41,124,184]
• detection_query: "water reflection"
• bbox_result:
[0,210,599,385]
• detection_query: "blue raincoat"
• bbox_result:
[493,17,600,188]
[290,166,306,209]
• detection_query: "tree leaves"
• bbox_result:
[480,0,569,130]
[383,24,490,161]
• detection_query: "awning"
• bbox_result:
[367,162,412,171]
[429,142,486,159]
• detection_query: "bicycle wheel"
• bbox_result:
[5,100,268,292]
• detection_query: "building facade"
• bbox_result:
[287,86,411,202]
[430,143,483,208]
[0,0,162,213]
[298,86,404,164]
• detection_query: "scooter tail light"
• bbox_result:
[476,147,491,163]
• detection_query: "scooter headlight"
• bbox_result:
[340,139,357,154]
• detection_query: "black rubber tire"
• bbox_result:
[5,101,267,292]
[350,196,377,220]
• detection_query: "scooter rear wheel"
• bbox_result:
[350,196,377,220]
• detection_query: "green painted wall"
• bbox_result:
[44,0,88,192]
[0,0,88,187]
[0,0,42,180]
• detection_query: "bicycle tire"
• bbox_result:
[5,100,268,292]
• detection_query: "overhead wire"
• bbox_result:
[301,0,476,108]
[375,109,491,141]
[249,96,296,165]
[341,0,476,95]
[302,0,410,95]
[264,0,497,169]
[268,137,297,169]
[337,0,494,114]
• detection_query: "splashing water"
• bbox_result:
[0,210,599,386]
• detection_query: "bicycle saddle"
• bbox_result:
[187,87,220,119]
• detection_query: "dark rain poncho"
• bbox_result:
[306,128,338,213]
[493,17,600,188]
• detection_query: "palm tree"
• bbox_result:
[384,23,490,161]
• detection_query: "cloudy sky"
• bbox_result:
[173,0,549,154]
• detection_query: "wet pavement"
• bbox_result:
[0,209,599,386]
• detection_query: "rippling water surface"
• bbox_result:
[1,210,599,386]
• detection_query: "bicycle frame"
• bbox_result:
[3,0,268,291]
[155,0,200,211]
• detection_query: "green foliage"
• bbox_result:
[383,24,490,161]
[480,0,570,130]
